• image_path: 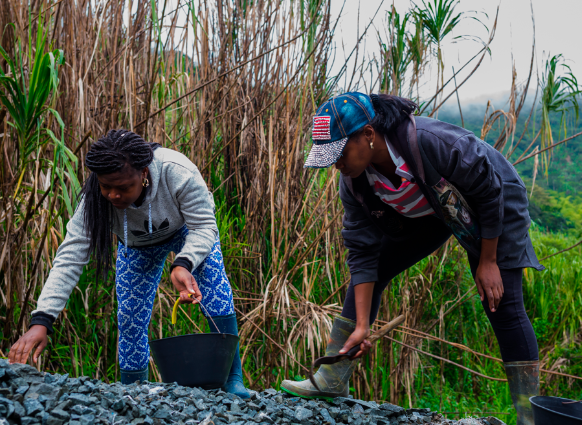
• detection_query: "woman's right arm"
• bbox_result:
[339,177,383,285]
[9,201,91,364]
[338,178,382,358]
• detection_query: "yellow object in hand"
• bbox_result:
[171,294,192,325]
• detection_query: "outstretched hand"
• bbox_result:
[8,325,49,365]
[171,266,202,305]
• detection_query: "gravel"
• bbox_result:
[0,360,506,425]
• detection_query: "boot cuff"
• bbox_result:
[504,360,539,368]
[334,315,356,327]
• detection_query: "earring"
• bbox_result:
[370,141,374,149]
[142,177,149,187]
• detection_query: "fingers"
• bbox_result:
[353,340,373,359]
[190,276,202,304]
[486,287,496,312]
[476,263,504,313]
[10,338,34,364]
[475,279,484,302]
[7,340,19,364]
[22,338,39,364]
[178,292,194,304]
[183,275,195,293]
[339,331,372,359]
[33,338,48,364]
[12,340,29,364]
[494,284,503,310]
[177,276,202,305]
[486,286,503,312]
[352,341,373,359]
[339,339,356,355]
[339,334,360,355]
[487,282,505,312]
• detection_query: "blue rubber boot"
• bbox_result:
[120,367,148,385]
[207,313,250,399]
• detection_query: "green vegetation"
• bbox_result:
[0,1,580,424]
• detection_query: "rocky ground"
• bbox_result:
[0,360,506,425]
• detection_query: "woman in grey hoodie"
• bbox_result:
[8,130,249,398]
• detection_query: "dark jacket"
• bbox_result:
[340,115,543,286]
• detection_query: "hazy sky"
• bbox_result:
[330,0,581,104]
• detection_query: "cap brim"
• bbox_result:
[304,137,348,168]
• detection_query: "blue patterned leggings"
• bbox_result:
[115,226,234,371]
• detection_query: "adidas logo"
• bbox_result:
[131,218,171,239]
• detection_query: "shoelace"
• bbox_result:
[124,209,128,257]
[148,203,152,237]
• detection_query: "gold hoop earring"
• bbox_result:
[370,141,374,149]
[142,177,149,187]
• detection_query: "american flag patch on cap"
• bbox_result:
[312,116,331,140]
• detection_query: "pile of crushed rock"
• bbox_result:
[0,360,506,425]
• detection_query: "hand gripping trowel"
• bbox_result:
[309,315,406,391]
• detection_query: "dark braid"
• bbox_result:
[368,93,418,135]
[81,129,160,281]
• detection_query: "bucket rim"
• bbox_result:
[530,396,582,422]
[149,333,239,343]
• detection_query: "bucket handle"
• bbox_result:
[171,294,220,332]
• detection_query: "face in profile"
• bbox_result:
[334,125,376,178]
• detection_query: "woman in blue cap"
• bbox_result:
[281,93,542,425]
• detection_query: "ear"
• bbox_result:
[363,124,375,141]
[142,167,149,178]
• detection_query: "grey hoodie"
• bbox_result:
[32,148,218,322]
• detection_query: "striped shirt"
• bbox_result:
[364,137,435,218]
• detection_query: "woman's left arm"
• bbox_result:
[168,163,218,303]
[171,163,218,270]
[418,128,508,310]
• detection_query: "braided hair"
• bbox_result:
[368,93,418,135]
[81,129,160,280]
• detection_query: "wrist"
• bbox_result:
[30,313,55,335]
[171,265,186,273]
[479,237,498,265]
[356,321,370,331]
[479,256,497,266]
[170,257,193,273]
[30,324,48,335]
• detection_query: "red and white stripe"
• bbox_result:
[365,138,434,218]
[312,116,331,140]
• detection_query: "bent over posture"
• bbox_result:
[282,93,542,425]
[9,130,249,399]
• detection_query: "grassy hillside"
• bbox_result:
[437,103,582,235]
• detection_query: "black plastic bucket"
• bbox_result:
[530,396,582,425]
[150,333,238,389]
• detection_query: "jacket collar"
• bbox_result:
[389,114,426,185]
[343,114,429,199]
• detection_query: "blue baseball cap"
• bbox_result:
[304,92,375,168]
